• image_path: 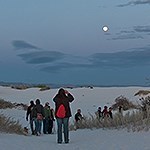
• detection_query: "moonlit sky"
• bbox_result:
[0,0,150,85]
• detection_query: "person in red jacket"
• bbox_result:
[53,88,74,144]
[102,106,109,118]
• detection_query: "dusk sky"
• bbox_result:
[0,0,150,86]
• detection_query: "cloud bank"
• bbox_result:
[109,25,150,40]
[18,51,65,64]
[12,40,40,50]
[117,0,150,7]
[12,40,150,73]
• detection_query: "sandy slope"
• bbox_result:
[0,86,150,150]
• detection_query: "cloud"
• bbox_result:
[111,34,143,40]
[18,51,65,64]
[12,40,40,50]
[89,47,150,68]
[40,63,75,73]
[41,62,92,73]
[117,0,150,7]
[13,40,150,73]
[134,25,150,33]
[109,27,147,40]
[39,46,150,73]
[116,30,135,35]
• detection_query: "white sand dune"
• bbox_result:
[0,86,150,150]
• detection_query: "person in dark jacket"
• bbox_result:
[118,105,123,116]
[95,106,103,120]
[108,107,113,119]
[102,106,109,118]
[74,109,84,129]
[33,99,45,136]
[43,102,51,134]
[26,100,35,135]
[75,109,83,122]
[53,88,74,144]
[47,107,55,134]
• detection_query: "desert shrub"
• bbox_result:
[11,85,30,90]
[138,96,150,110]
[70,109,150,132]
[111,95,136,111]
[0,113,24,134]
[0,99,14,109]
[13,102,28,110]
[134,90,150,96]
[39,86,50,91]
[0,99,25,134]
[35,84,50,91]
[0,99,28,110]
[137,96,150,118]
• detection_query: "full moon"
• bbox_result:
[102,26,109,32]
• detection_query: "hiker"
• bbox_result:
[33,99,45,136]
[43,102,51,134]
[95,106,103,120]
[26,100,35,135]
[118,105,123,115]
[74,108,84,129]
[108,107,113,119]
[102,106,109,118]
[75,109,83,122]
[47,106,55,134]
[53,88,74,144]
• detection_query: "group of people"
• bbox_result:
[26,88,120,144]
[26,99,55,136]
[96,106,113,120]
[73,106,114,129]
[26,88,74,144]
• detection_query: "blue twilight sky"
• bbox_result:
[0,0,150,86]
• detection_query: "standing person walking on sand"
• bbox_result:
[33,99,45,136]
[26,100,35,135]
[53,88,74,144]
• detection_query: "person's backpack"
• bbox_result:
[56,104,66,118]
[37,113,43,120]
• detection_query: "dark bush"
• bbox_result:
[112,95,136,111]
[0,114,24,134]
[0,99,14,109]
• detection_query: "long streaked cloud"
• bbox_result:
[111,34,143,40]
[18,51,65,64]
[41,62,92,73]
[109,25,150,40]
[12,40,40,50]
[89,47,150,68]
[134,25,150,33]
[41,46,150,72]
[12,40,150,73]
[117,0,150,7]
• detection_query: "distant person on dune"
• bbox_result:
[95,106,103,120]
[74,108,84,129]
